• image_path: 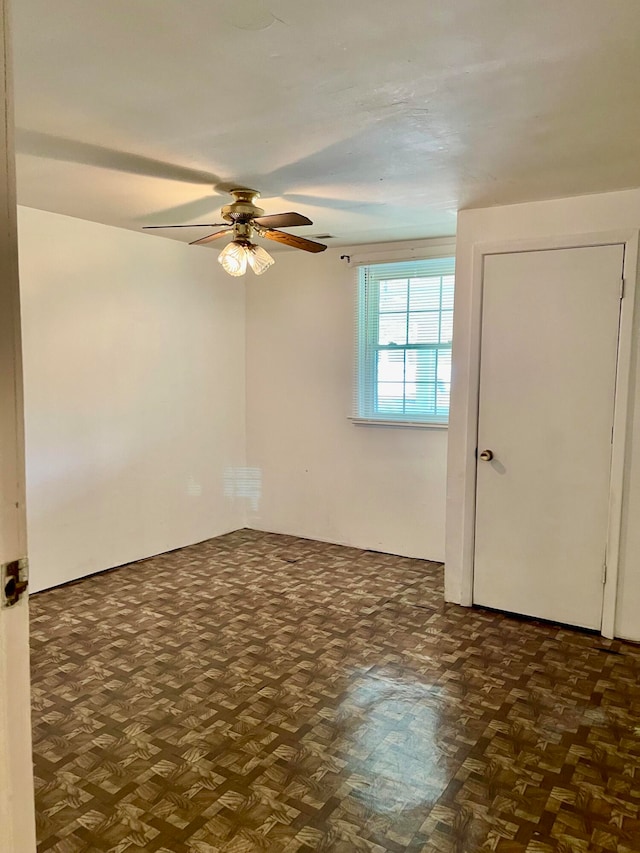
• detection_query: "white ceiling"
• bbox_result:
[11,0,640,248]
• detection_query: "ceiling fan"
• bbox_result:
[143,188,327,277]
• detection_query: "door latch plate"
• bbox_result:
[2,557,29,607]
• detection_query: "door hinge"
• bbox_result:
[602,561,607,585]
[620,277,625,300]
[2,557,29,607]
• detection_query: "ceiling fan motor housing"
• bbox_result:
[221,188,265,223]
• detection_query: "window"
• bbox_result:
[354,256,455,425]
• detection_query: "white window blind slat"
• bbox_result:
[354,257,455,425]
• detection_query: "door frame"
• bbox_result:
[0,0,37,848]
[456,229,639,638]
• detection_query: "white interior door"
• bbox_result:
[474,244,624,629]
[0,1,36,849]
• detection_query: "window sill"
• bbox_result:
[349,417,448,430]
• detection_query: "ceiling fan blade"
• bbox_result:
[190,230,232,246]
[259,229,327,253]
[252,212,312,228]
[143,223,227,230]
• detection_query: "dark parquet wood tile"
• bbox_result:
[30,529,640,852]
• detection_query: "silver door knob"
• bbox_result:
[479,449,494,461]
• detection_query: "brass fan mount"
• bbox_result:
[220,188,265,223]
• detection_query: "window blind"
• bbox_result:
[354,256,455,425]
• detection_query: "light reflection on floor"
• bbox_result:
[346,672,450,816]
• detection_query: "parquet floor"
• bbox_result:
[30,529,640,852]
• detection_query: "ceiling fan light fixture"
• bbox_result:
[218,240,248,277]
[247,243,275,276]
[146,187,328,269]
[218,239,275,277]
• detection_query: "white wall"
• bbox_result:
[447,188,640,642]
[246,248,447,561]
[18,206,247,592]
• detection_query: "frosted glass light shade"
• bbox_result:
[218,240,276,277]
[218,241,248,276]
[247,243,275,275]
